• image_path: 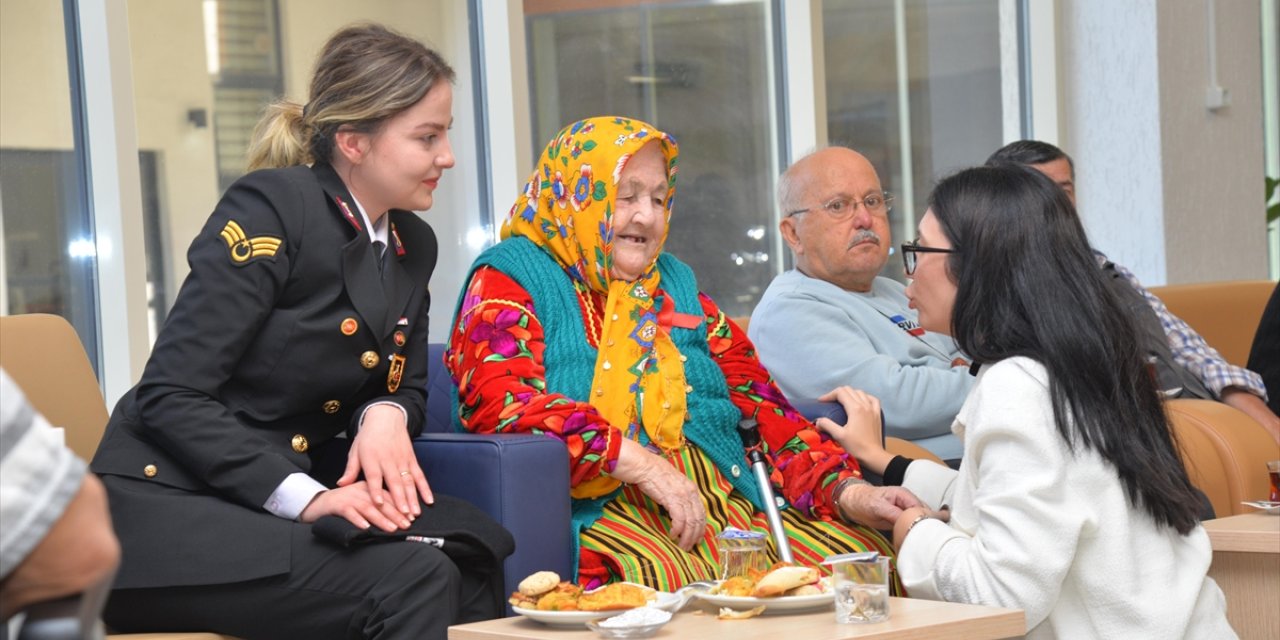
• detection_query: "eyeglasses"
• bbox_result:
[785,191,893,221]
[900,239,959,275]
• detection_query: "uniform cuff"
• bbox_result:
[264,473,327,520]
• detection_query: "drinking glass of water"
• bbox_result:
[824,551,890,624]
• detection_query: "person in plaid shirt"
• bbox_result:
[987,140,1278,444]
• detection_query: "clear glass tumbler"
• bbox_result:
[716,528,769,582]
[827,551,890,624]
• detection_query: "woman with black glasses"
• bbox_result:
[819,164,1234,638]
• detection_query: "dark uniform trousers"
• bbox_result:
[102,496,495,640]
[92,164,507,639]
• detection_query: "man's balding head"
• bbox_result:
[777,147,891,293]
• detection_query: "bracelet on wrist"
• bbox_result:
[905,512,932,535]
[832,477,869,523]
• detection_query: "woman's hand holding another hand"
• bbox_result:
[839,483,924,530]
[612,438,707,551]
[815,386,896,475]
[338,404,433,520]
[299,481,412,532]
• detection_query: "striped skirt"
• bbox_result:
[578,444,903,595]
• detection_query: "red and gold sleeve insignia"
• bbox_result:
[220,220,282,265]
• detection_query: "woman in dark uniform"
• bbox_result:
[91,23,508,639]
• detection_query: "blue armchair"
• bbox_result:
[413,344,572,610]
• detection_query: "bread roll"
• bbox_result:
[750,566,819,598]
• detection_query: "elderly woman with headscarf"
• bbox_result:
[445,116,919,591]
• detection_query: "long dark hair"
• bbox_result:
[930,164,1200,534]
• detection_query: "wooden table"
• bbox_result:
[1202,512,1280,640]
[449,597,1024,639]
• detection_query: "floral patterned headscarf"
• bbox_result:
[503,116,684,499]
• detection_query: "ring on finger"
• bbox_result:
[399,470,411,477]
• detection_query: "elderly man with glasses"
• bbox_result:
[748,147,972,465]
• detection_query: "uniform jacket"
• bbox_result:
[91,162,437,588]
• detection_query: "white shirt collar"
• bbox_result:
[347,193,389,246]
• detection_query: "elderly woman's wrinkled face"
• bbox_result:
[610,141,669,281]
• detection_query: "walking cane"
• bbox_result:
[737,417,794,564]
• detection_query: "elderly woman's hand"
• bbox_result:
[611,438,707,550]
[814,386,895,475]
[839,483,923,530]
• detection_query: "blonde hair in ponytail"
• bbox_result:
[244,23,453,172]
[246,100,310,171]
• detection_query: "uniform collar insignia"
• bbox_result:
[390,223,406,257]
[333,195,362,233]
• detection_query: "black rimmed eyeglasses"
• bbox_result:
[900,239,959,276]
[785,191,893,221]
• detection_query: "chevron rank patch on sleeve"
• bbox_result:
[220,220,282,265]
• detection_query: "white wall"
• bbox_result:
[0,0,75,150]
[1058,0,1268,285]
[128,0,219,308]
[1157,0,1267,284]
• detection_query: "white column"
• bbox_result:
[476,0,532,243]
[75,0,150,406]
[778,0,826,162]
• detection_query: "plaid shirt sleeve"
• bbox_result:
[1103,256,1268,401]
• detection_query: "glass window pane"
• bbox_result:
[0,0,100,369]
[526,1,779,317]
[823,0,1002,283]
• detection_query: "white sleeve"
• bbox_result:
[263,473,327,520]
[895,363,1086,630]
[901,459,960,510]
[0,371,87,577]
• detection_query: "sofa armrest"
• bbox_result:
[1167,399,1280,517]
[789,399,894,486]
[789,398,847,425]
[414,433,572,611]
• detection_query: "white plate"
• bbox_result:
[1241,500,1280,515]
[696,583,834,614]
[513,590,681,627]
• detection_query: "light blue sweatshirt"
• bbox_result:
[748,270,971,461]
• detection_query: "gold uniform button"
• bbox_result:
[340,317,358,335]
[322,400,341,414]
[291,434,310,453]
[143,464,158,478]
[361,351,380,369]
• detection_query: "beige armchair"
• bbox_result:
[1167,399,1279,518]
[1147,279,1274,368]
[1142,280,1279,517]
[0,313,238,640]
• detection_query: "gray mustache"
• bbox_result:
[847,229,881,249]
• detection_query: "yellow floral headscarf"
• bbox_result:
[503,116,685,498]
